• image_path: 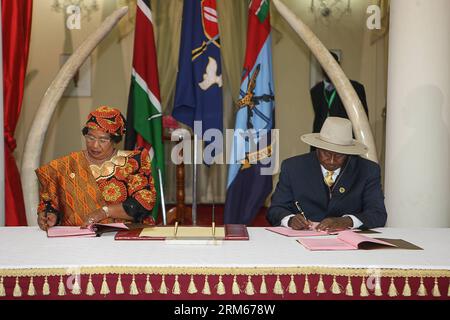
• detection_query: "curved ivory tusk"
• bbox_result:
[21,7,129,225]
[272,0,378,163]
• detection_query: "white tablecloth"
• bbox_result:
[0,227,449,271]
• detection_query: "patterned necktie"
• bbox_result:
[324,170,334,187]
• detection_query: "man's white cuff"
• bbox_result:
[281,214,296,228]
[343,214,363,229]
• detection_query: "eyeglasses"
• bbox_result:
[84,134,111,145]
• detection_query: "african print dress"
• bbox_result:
[36,148,156,225]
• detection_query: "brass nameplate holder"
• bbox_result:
[140,223,225,241]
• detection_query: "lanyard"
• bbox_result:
[324,87,337,117]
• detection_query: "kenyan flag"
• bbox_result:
[125,0,164,220]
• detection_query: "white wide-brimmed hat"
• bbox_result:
[301,117,368,155]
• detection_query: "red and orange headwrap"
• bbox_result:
[85,106,126,137]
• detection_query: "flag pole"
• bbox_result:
[209,166,215,231]
[158,168,167,226]
[192,133,198,225]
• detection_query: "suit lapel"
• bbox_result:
[309,153,330,217]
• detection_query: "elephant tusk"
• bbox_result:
[20,7,129,225]
[272,0,378,163]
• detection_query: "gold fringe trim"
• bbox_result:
[101,275,110,295]
[86,275,96,296]
[188,275,198,294]
[43,276,50,296]
[360,277,369,297]
[331,276,341,294]
[172,275,181,295]
[58,276,66,296]
[115,275,124,295]
[245,276,255,295]
[402,277,411,297]
[144,275,153,294]
[432,278,441,297]
[288,275,297,294]
[27,277,36,296]
[345,276,353,296]
[447,280,450,297]
[303,275,310,294]
[1,266,449,278]
[159,275,168,294]
[216,275,226,295]
[0,277,5,297]
[232,275,240,295]
[1,271,448,298]
[273,275,283,295]
[388,277,398,297]
[417,277,427,297]
[202,275,211,295]
[374,277,383,296]
[71,276,81,295]
[13,277,22,297]
[316,275,326,294]
[130,275,139,295]
[260,275,268,294]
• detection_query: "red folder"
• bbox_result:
[224,224,250,240]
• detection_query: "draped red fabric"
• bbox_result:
[2,0,33,226]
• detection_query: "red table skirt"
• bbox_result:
[1,272,449,300]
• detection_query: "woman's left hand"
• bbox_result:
[81,208,107,228]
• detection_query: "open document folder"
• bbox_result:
[297,230,423,251]
[47,223,129,237]
[265,225,326,237]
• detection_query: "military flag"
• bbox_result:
[224,0,275,224]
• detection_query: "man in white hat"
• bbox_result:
[267,117,387,231]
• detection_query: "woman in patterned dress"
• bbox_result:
[36,106,157,230]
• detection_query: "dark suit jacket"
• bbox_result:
[266,152,387,229]
[310,80,369,133]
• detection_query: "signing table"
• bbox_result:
[0,227,449,300]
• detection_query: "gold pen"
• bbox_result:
[294,201,311,228]
[294,201,307,220]
[174,221,179,237]
[212,221,215,238]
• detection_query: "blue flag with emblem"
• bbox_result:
[173,0,223,144]
[224,0,275,224]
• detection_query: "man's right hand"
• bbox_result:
[37,212,57,231]
[288,214,312,230]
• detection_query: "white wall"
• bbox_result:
[385,0,450,227]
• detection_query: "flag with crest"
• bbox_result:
[224,0,275,224]
[173,0,224,153]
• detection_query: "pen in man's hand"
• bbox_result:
[294,201,311,226]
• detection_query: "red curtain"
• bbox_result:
[2,0,33,226]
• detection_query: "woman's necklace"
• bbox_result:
[84,149,117,167]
